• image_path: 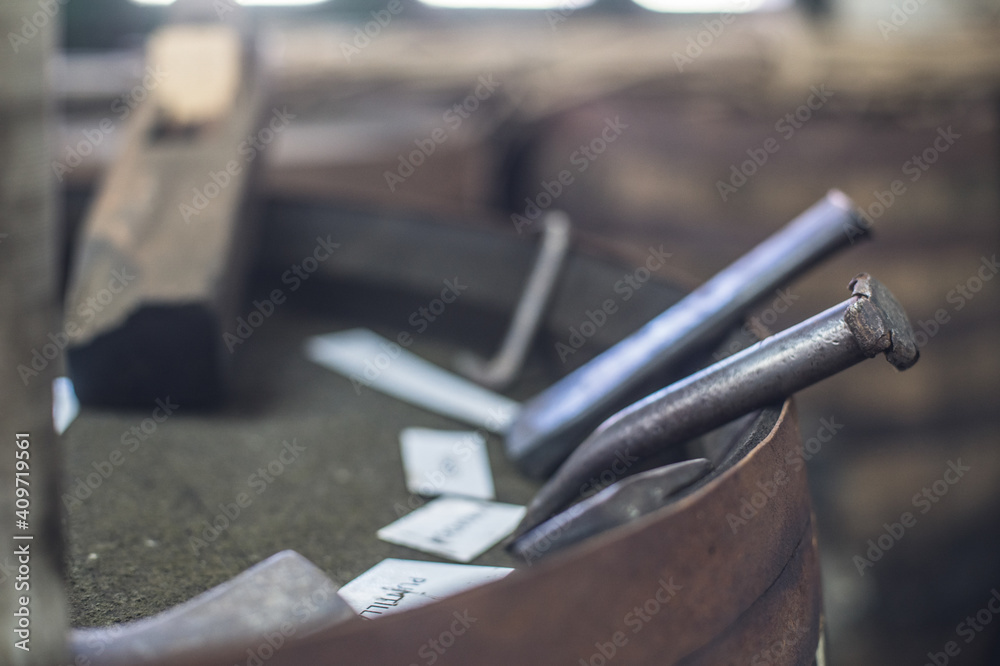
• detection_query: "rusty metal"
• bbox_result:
[254,401,815,666]
[506,190,869,479]
[55,404,819,666]
[515,273,919,536]
[455,210,571,390]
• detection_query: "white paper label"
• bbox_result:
[400,428,495,500]
[304,329,520,434]
[339,558,513,619]
[377,496,526,563]
[53,377,80,435]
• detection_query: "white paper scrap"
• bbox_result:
[400,428,494,500]
[304,329,520,434]
[339,558,513,619]
[53,377,80,435]
[377,496,526,563]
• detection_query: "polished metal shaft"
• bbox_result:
[506,190,869,478]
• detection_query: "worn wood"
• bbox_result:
[63,25,265,407]
[263,15,1000,116]
[0,2,68,663]
[146,25,241,127]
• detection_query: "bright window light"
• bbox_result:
[418,0,595,9]
[129,0,331,6]
[633,0,789,12]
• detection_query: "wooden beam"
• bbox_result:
[0,1,69,663]
[64,24,266,407]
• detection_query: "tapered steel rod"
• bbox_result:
[506,190,869,478]
[514,274,918,537]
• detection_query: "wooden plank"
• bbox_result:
[0,2,68,663]
[63,25,266,407]
[264,15,1000,115]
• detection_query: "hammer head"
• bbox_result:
[846,273,920,370]
[69,550,355,665]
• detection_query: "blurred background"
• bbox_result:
[13,0,1000,662]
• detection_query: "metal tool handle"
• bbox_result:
[513,273,918,535]
[506,190,867,477]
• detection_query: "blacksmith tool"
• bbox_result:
[69,551,355,666]
[455,210,572,390]
[513,274,919,537]
[511,411,763,560]
[511,458,711,563]
[506,190,868,478]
